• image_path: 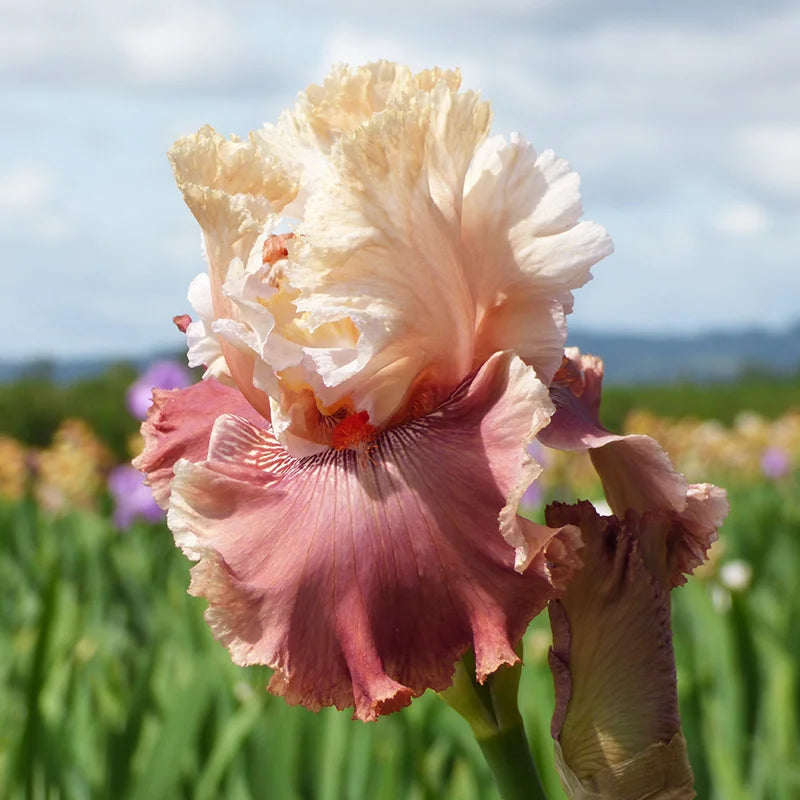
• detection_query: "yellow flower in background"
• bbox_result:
[0,435,28,502]
[34,419,110,514]
[623,408,800,483]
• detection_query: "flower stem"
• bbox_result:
[439,648,549,800]
[476,721,548,800]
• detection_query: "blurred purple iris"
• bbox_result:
[108,465,164,529]
[761,446,790,480]
[520,441,546,509]
[112,360,192,528]
[126,360,192,419]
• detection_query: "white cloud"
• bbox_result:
[0,161,70,242]
[120,6,241,87]
[732,125,800,200]
[318,29,412,74]
[0,0,299,92]
[713,201,770,236]
[0,162,52,210]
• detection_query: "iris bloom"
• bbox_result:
[36,419,110,514]
[108,464,164,529]
[0,435,27,501]
[136,62,614,721]
[126,360,192,419]
[761,445,790,480]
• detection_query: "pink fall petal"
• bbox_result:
[538,349,729,585]
[133,378,264,508]
[164,352,581,721]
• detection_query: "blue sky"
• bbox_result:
[2,0,799,359]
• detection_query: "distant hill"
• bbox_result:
[1,323,799,386]
[0,354,175,384]
[568,323,800,384]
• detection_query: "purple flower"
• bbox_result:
[761,446,790,480]
[520,480,543,510]
[520,442,546,509]
[126,361,192,420]
[108,465,164,529]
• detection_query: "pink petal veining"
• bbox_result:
[162,352,580,720]
[133,379,264,508]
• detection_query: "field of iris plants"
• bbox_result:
[1,364,799,799]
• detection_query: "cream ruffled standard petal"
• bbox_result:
[149,352,579,720]
[463,136,613,384]
[539,348,729,584]
[169,127,294,418]
[167,64,613,454]
[169,126,294,294]
[286,83,493,429]
[546,501,697,800]
[256,62,463,216]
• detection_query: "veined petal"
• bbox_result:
[546,501,696,799]
[463,137,613,384]
[133,378,263,508]
[540,349,729,584]
[165,352,579,720]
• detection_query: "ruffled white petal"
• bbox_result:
[463,135,613,384]
[185,273,230,381]
[284,83,492,429]
[255,62,462,217]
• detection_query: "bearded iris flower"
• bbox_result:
[108,465,164,530]
[126,360,192,420]
[135,62,615,722]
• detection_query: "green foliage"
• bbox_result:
[2,473,799,799]
[673,476,800,800]
[1,363,799,797]
[600,371,800,432]
[0,364,140,462]
[3,363,799,463]
[0,501,505,799]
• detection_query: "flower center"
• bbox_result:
[331,410,378,452]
